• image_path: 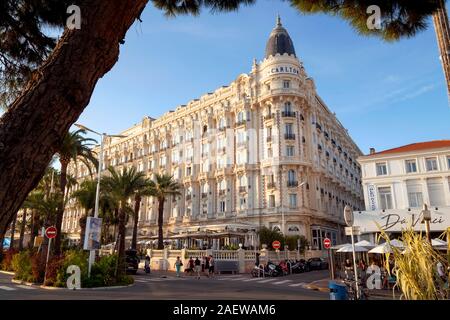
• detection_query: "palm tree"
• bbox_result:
[131,180,153,250]
[71,180,97,248]
[18,208,27,251]
[148,174,181,250]
[101,166,150,277]
[54,129,98,254]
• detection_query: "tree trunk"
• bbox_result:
[9,212,17,251]
[79,209,88,249]
[0,0,150,243]
[29,210,40,249]
[54,159,69,255]
[19,208,27,251]
[433,0,450,100]
[131,194,141,250]
[116,203,127,278]
[157,197,165,250]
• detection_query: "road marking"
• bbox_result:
[229,277,246,281]
[243,278,264,282]
[0,286,16,291]
[134,279,149,283]
[16,285,36,290]
[288,282,306,287]
[273,280,293,285]
[256,278,278,283]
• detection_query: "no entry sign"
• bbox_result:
[272,240,281,250]
[45,226,57,239]
[323,238,331,249]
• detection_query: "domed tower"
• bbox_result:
[265,15,296,59]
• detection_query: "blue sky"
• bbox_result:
[76,0,450,155]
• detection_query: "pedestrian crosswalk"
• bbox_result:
[0,284,37,291]
[133,274,309,289]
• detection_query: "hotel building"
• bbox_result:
[355,140,450,240]
[63,17,364,250]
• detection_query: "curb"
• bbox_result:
[0,270,15,276]
[11,278,135,291]
[304,279,330,292]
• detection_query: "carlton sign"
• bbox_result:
[354,207,450,233]
[265,64,300,77]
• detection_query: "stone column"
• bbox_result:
[238,248,245,273]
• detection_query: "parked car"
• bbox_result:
[125,249,140,274]
[307,257,329,270]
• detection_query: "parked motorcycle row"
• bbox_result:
[251,258,329,277]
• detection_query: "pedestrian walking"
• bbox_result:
[144,255,151,274]
[209,255,215,277]
[201,256,206,273]
[204,255,210,277]
[174,256,183,277]
[187,256,195,275]
[194,257,201,279]
[255,253,260,267]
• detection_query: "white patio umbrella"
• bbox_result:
[331,243,350,250]
[432,238,447,247]
[369,243,394,254]
[355,240,376,248]
[336,244,368,252]
[389,239,404,248]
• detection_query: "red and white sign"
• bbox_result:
[323,238,331,249]
[45,226,57,239]
[272,240,281,250]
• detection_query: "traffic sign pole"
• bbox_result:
[44,237,52,284]
[350,227,360,299]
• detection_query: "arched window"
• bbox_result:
[288,170,296,183]
[239,175,247,187]
[237,111,244,122]
[219,118,225,129]
[284,102,292,113]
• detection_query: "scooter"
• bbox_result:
[279,260,289,276]
[266,261,281,277]
[251,264,266,278]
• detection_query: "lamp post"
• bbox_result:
[421,203,432,244]
[344,205,360,300]
[74,124,126,277]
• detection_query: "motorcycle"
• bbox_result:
[279,260,289,276]
[290,259,309,273]
[266,261,282,277]
[251,264,266,278]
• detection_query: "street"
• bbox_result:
[0,270,329,300]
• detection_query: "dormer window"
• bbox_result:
[283,80,290,88]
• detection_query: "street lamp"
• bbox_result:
[74,124,126,277]
[421,203,432,244]
[344,205,360,300]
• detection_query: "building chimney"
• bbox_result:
[369,148,375,155]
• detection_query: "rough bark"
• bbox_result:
[117,203,127,278]
[54,159,68,255]
[157,197,165,250]
[18,208,27,251]
[0,0,149,242]
[131,194,141,250]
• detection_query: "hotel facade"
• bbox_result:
[63,17,364,250]
[355,140,450,240]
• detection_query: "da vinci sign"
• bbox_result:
[354,207,450,233]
